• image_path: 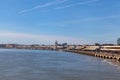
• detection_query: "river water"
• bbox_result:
[0,49,120,80]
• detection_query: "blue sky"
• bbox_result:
[0,0,120,44]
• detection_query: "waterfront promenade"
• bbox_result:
[65,50,120,61]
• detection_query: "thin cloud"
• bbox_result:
[19,0,68,14]
[55,0,99,9]
[68,15,120,23]
[0,31,87,44]
[38,15,120,26]
[63,15,120,24]
[39,14,120,25]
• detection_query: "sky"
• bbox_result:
[0,0,120,45]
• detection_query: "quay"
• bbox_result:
[65,50,120,61]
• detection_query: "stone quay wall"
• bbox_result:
[65,50,120,61]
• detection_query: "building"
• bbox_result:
[55,40,58,46]
[95,43,100,46]
[54,41,67,50]
[102,44,114,46]
[117,38,120,45]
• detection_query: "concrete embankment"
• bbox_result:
[65,50,120,61]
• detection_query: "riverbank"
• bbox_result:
[65,50,120,61]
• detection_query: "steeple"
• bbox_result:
[55,40,58,46]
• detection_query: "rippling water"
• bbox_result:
[0,49,120,80]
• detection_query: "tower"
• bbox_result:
[55,40,58,50]
[117,38,120,45]
[55,40,58,46]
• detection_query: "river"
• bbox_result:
[0,49,120,80]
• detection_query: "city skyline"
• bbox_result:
[0,0,120,44]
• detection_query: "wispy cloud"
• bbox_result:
[37,14,120,27]
[0,31,88,44]
[64,15,120,24]
[83,15,120,21]
[19,0,68,14]
[55,0,99,9]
